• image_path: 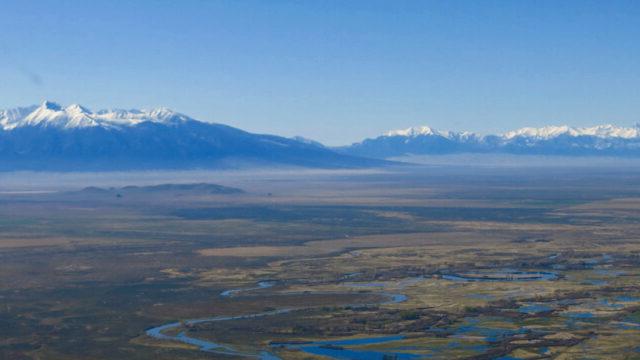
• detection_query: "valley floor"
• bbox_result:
[2,165,640,359]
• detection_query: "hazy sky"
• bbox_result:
[1,0,639,145]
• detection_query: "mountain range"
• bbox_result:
[2,101,640,171]
[0,101,381,170]
[339,124,640,158]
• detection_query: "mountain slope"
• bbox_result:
[340,124,640,158]
[0,101,382,171]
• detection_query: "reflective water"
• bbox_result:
[442,271,557,282]
[518,304,552,314]
[147,280,412,359]
[220,281,276,297]
[274,335,420,360]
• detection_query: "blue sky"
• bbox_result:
[1,0,639,145]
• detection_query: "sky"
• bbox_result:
[1,0,639,145]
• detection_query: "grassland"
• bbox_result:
[1,166,640,359]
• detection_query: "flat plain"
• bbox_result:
[2,165,640,359]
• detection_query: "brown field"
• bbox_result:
[2,165,640,359]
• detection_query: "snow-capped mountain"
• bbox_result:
[0,101,382,171]
[0,101,189,130]
[339,124,640,158]
[4,101,639,170]
[502,124,640,140]
[385,126,444,137]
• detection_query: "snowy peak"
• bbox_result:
[382,126,478,140]
[503,124,640,140]
[0,105,38,129]
[383,124,640,141]
[343,123,640,158]
[0,102,382,171]
[385,126,441,137]
[384,125,478,141]
[21,101,99,129]
[65,103,91,114]
[0,101,189,130]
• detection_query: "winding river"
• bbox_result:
[146,279,413,359]
[146,271,557,359]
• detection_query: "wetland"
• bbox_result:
[2,165,640,359]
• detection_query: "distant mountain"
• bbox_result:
[339,124,640,158]
[80,183,243,196]
[0,101,382,171]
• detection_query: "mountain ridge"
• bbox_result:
[0,101,384,171]
[382,124,640,140]
[339,124,640,158]
[3,101,640,168]
[1,101,191,130]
